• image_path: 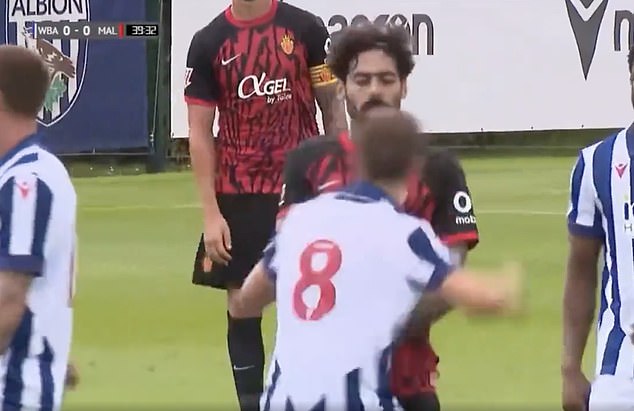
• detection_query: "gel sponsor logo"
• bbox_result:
[453,191,476,225]
[237,73,291,103]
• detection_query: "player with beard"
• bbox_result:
[276,24,479,411]
[185,1,347,410]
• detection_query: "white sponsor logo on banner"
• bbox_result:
[170,0,634,138]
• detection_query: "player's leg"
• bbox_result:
[588,375,634,411]
[192,194,278,411]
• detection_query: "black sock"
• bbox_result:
[227,312,265,411]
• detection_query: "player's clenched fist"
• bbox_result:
[561,369,590,411]
[204,212,232,265]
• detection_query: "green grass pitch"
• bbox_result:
[63,155,597,409]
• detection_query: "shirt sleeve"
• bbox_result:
[0,173,53,275]
[302,14,337,87]
[184,29,220,107]
[567,150,604,238]
[423,150,479,249]
[261,237,278,281]
[277,147,314,220]
[405,222,455,293]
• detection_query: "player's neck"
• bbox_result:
[0,118,37,158]
[230,0,273,21]
[373,180,408,205]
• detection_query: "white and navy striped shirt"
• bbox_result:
[261,182,454,411]
[567,124,634,379]
[0,133,77,411]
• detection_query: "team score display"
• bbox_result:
[292,240,342,321]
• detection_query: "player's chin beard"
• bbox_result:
[348,99,390,119]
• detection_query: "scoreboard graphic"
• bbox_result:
[33,21,159,39]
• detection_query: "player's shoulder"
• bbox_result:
[0,145,72,192]
[277,2,323,27]
[190,10,233,48]
[581,127,628,158]
[423,147,464,177]
[421,147,468,195]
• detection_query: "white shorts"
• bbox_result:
[589,375,634,411]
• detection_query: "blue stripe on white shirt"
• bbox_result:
[0,174,53,276]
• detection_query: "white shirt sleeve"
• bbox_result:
[567,149,604,238]
[405,221,455,292]
[0,172,53,275]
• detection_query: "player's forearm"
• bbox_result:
[406,292,452,335]
[0,294,26,354]
[189,130,220,220]
[562,263,597,373]
[314,86,347,135]
[439,269,519,315]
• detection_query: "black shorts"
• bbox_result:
[192,194,279,290]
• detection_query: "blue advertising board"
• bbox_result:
[1,0,149,154]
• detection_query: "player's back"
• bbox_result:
[0,135,77,410]
[266,182,449,409]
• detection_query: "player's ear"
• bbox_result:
[336,80,345,100]
[401,79,408,99]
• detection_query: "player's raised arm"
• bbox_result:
[185,31,231,265]
[304,15,347,135]
[407,225,523,318]
[404,150,481,330]
[0,173,50,353]
[562,150,603,411]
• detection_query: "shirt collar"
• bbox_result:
[0,132,41,166]
[340,181,401,209]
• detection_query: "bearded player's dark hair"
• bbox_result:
[629,45,634,72]
[326,24,415,82]
[355,106,421,182]
[0,45,49,117]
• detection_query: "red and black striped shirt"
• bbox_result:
[184,1,335,194]
[279,132,480,248]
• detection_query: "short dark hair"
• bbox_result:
[0,45,49,117]
[326,24,415,81]
[629,45,634,72]
[356,107,421,182]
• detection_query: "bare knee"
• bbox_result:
[227,288,263,318]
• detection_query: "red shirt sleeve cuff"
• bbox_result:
[184,96,216,107]
[440,231,479,249]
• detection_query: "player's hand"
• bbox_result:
[488,262,525,316]
[204,212,232,265]
[65,362,79,390]
[562,368,590,411]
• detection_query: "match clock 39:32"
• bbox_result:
[125,23,159,38]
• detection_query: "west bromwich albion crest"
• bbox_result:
[5,0,89,127]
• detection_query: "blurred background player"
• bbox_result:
[277,24,479,411]
[184,0,347,409]
[0,45,78,411]
[235,106,523,410]
[562,45,634,411]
